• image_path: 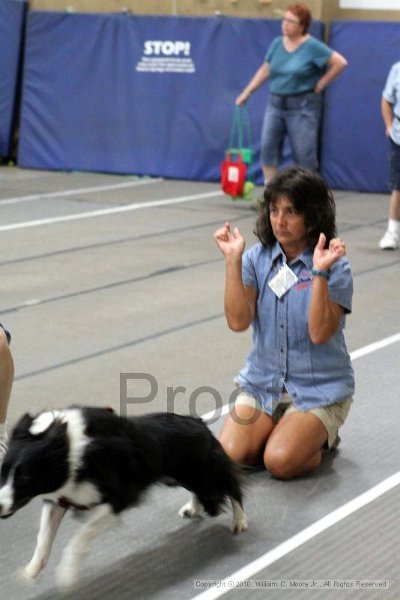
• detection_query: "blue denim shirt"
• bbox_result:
[236,242,354,414]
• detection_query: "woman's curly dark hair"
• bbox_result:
[254,166,337,248]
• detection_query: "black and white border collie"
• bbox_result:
[0,406,247,588]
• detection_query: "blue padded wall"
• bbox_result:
[18,13,323,182]
[0,0,26,156]
[321,21,400,192]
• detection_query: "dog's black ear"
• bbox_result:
[11,413,35,440]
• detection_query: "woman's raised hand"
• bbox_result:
[213,222,245,258]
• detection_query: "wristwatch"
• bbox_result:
[311,267,330,280]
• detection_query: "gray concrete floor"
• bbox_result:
[0,166,399,599]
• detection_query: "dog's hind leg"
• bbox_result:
[178,493,203,519]
[55,503,116,590]
[22,501,67,580]
[230,499,248,534]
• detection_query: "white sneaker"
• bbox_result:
[0,430,8,463]
[379,230,399,250]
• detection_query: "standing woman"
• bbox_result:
[213,167,354,480]
[236,3,348,183]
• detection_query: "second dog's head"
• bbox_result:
[0,411,71,518]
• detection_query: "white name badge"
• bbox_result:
[268,264,298,299]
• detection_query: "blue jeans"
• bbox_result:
[261,91,323,171]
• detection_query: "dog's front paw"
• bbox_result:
[19,559,44,581]
[231,513,248,534]
[179,500,202,519]
[17,565,39,583]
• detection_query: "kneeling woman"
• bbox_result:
[213,167,354,479]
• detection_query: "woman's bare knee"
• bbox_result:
[219,409,273,466]
[264,447,295,479]
[264,444,323,480]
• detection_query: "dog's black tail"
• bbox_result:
[194,446,244,517]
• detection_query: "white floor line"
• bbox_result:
[195,331,400,600]
[201,331,400,422]
[350,332,400,360]
[192,471,400,600]
[0,177,163,206]
[0,190,224,232]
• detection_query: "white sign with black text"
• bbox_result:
[136,40,195,74]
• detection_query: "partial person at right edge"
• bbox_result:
[380,61,400,250]
[235,3,348,184]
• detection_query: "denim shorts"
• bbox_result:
[389,138,400,190]
[260,91,323,171]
